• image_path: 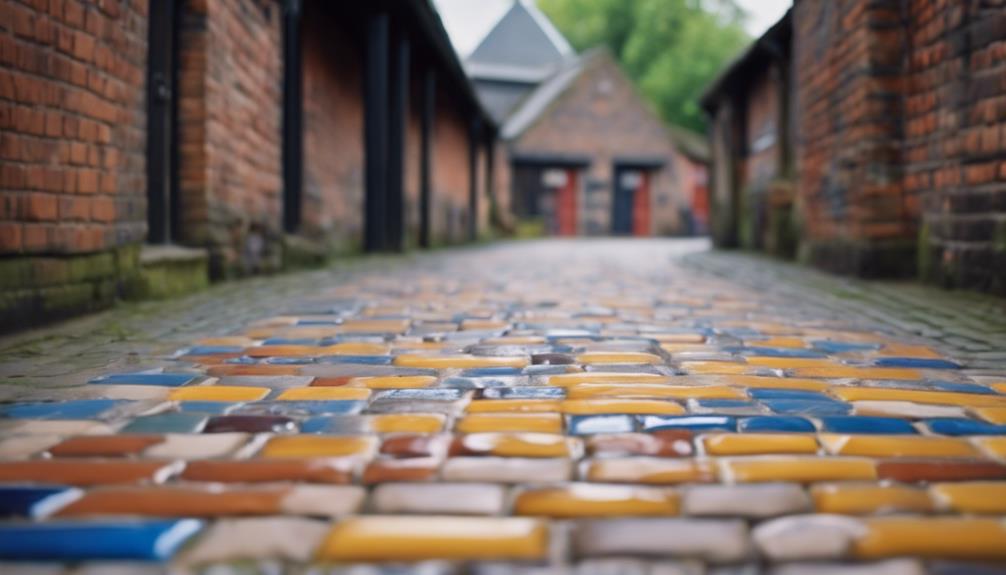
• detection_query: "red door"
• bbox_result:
[556,169,578,236]
[632,171,650,236]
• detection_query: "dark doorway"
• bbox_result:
[611,165,637,235]
[146,0,180,244]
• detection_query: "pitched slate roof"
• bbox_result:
[466,0,573,80]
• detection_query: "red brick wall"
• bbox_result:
[301,6,364,251]
[793,0,914,275]
[1,0,147,256]
[907,0,1006,292]
[432,85,472,244]
[514,51,682,235]
[177,0,282,277]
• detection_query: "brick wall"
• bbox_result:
[301,4,364,252]
[432,85,472,245]
[0,0,148,327]
[793,0,914,276]
[177,0,282,278]
[908,0,1006,292]
[515,51,683,235]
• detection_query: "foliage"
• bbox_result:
[538,0,750,131]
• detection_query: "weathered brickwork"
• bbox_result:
[907,0,1006,292]
[707,0,1006,294]
[177,0,283,278]
[432,86,473,245]
[0,0,148,328]
[300,5,364,252]
[515,51,684,235]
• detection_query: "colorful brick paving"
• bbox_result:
[1,242,1006,573]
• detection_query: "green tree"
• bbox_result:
[538,0,750,132]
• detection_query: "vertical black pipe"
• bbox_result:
[386,25,409,252]
[146,0,177,244]
[419,68,435,248]
[467,117,480,241]
[281,0,303,234]
[364,10,390,252]
[484,130,495,231]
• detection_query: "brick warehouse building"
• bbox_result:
[702,1,1006,294]
[467,1,708,237]
[0,0,498,329]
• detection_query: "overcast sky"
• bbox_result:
[433,0,791,57]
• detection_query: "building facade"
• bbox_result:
[469,1,707,237]
[1,0,496,330]
[703,0,1006,294]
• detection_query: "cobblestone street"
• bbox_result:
[2,239,1006,573]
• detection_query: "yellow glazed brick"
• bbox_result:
[320,342,390,356]
[197,336,256,346]
[277,387,372,401]
[659,343,715,354]
[463,432,577,457]
[244,345,321,358]
[482,336,547,345]
[745,357,837,369]
[348,376,437,389]
[977,437,1006,459]
[169,386,270,402]
[371,414,446,434]
[875,343,943,359]
[930,482,1006,514]
[831,387,1006,407]
[972,407,1006,424]
[819,434,981,459]
[992,383,1006,394]
[679,362,756,375]
[854,517,1006,560]
[811,483,935,514]
[317,516,548,561]
[792,366,923,380]
[393,355,528,369]
[259,435,377,458]
[467,400,563,413]
[461,319,509,330]
[722,456,877,483]
[547,372,672,387]
[566,384,745,400]
[514,483,679,517]
[586,458,717,484]
[576,352,663,365]
[560,399,685,415]
[702,434,818,456]
[456,413,563,434]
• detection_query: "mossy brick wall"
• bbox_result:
[0,0,148,329]
[176,0,283,279]
[907,0,1006,294]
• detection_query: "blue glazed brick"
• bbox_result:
[760,399,851,416]
[739,416,816,433]
[265,357,316,365]
[930,381,995,395]
[232,400,366,417]
[523,364,575,375]
[225,356,260,365]
[569,415,636,435]
[811,340,881,353]
[694,399,758,409]
[748,389,832,401]
[120,412,209,434]
[442,376,523,389]
[481,386,566,399]
[461,367,523,377]
[925,418,1006,436]
[300,415,370,434]
[0,519,203,561]
[0,486,81,518]
[641,415,737,432]
[874,357,961,369]
[89,372,199,387]
[182,346,245,356]
[819,416,917,434]
[0,399,126,420]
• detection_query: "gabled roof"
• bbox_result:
[467,0,573,81]
[502,54,585,139]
